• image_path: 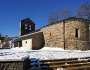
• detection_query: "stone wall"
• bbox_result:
[32,32,44,50]
[41,22,64,49]
[65,19,89,50]
[41,18,90,50]
[0,58,28,70]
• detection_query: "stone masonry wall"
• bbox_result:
[41,19,89,50]
[32,32,44,50]
[0,61,23,70]
[65,19,89,50]
[41,22,64,49]
[0,58,28,70]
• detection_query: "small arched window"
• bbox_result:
[25,24,27,29]
[50,33,51,36]
[75,29,78,38]
[29,25,31,30]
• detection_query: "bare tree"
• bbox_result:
[77,0,90,20]
[59,8,72,20]
[48,8,72,23]
[48,11,59,23]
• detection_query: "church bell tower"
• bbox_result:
[19,18,35,36]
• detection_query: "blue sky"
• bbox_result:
[0,0,86,36]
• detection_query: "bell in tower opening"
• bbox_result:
[19,18,35,36]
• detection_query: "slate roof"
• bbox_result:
[13,32,42,42]
[40,17,90,29]
[21,18,35,25]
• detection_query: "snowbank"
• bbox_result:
[0,47,90,60]
[40,47,64,51]
[11,47,31,51]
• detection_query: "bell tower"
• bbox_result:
[19,18,35,36]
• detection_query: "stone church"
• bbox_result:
[13,17,90,50]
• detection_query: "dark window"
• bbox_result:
[25,41,27,44]
[50,33,51,36]
[75,29,78,38]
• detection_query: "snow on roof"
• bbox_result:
[0,47,90,60]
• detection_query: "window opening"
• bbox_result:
[25,41,27,44]
[75,29,78,38]
[25,24,27,29]
[50,33,51,36]
[29,25,31,30]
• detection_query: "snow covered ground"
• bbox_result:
[0,47,90,60]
